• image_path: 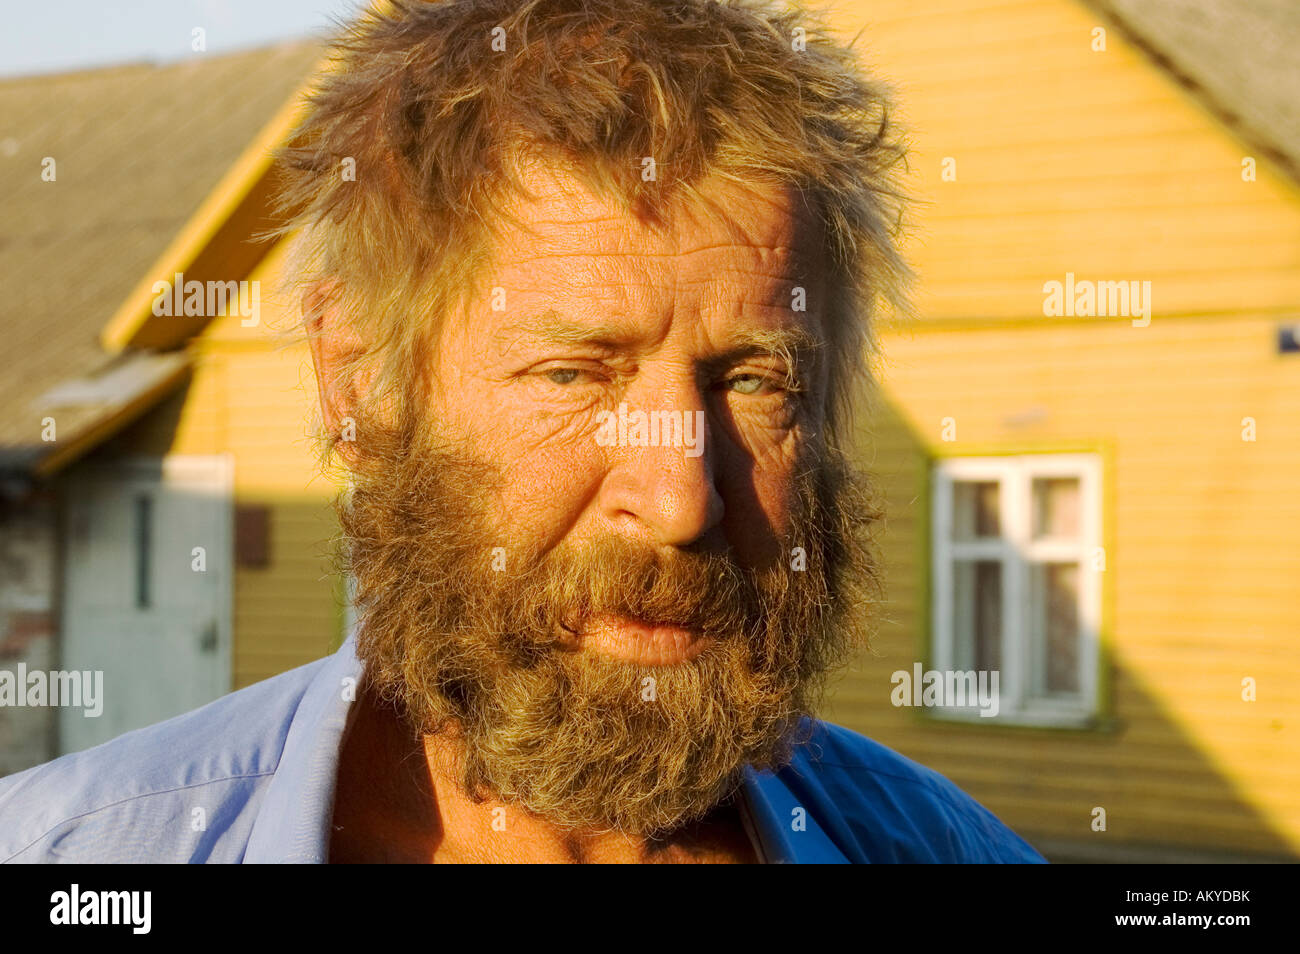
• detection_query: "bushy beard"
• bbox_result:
[340,412,881,836]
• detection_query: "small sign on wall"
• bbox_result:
[234,504,270,567]
[1278,323,1300,354]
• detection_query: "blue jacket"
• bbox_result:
[0,634,1045,863]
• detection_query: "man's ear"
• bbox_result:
[304,281,369,463]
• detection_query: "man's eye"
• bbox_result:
[543,368,583,385]
[727,374,776,396]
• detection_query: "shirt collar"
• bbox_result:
[243,633,837,863]
[243,633,363,862]
[740,765,850,863]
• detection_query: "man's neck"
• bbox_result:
[329,687,759,863]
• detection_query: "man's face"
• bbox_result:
[339,163,876,834]
[433,165,826,659]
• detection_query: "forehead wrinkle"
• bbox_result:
[495,196,816,265]
[495,247,811,298]
[493,309,822,366]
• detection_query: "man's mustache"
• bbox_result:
[509,538,763,650]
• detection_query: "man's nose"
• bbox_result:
[597,394,725,549]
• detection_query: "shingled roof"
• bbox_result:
[0,41,322,474]
[1089,0,1300,180]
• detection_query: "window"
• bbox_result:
[932,454,1101,726]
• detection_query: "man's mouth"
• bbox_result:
[561,613,709,666]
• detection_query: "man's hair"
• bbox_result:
[277,0,909,450]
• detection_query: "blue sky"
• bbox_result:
[0,0,369,78]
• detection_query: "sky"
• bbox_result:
[0,0,369,78]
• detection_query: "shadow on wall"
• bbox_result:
[822,392,1296,862]
[0,380,344,773]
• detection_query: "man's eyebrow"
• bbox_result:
[495,311,824,364]
[718,325,823,366]
[495,312,630,350]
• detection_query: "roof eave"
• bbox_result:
[99,63,324,353]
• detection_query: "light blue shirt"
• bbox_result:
[0,634,1045,863]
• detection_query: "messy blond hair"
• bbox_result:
[276,0,909,453]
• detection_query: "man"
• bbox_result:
[0,0,1044,863]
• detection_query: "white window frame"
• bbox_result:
[931,453,1102,727]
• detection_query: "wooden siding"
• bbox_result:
[822,0,1300,857]
[111,239,344,690]
[834,0,1300,323]
[829,316,1300,858]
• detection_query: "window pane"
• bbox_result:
[1029,561,1079,695]
[952,560,1002,673]
[953,481,1000,540]
[1032,477,1080,540]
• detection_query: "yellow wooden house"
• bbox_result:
[0,0,1295,861]
[827,0,1300,862]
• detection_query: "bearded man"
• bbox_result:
[0,0,1043,864]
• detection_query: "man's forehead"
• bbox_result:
[490,161,825,270]
[452,163,827,357]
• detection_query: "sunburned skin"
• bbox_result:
[426,164,829,666]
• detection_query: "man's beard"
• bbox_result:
[339,413,881,837]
